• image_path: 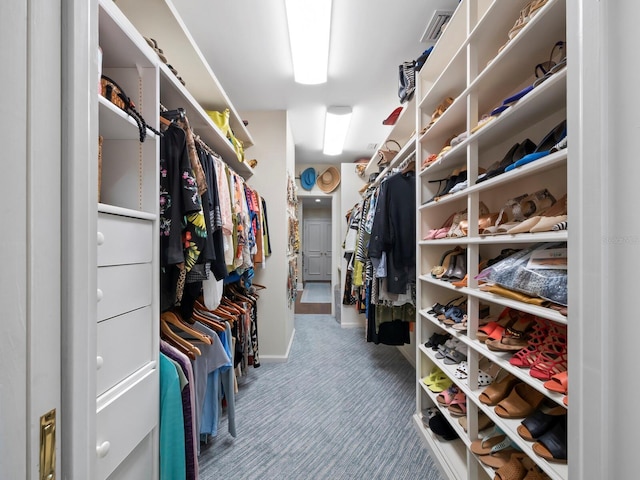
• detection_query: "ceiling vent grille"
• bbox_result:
[420,10,453,44]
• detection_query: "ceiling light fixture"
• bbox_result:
[323,106,352,156]
[284,0,332,84]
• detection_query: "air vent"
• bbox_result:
[420,10,453,44]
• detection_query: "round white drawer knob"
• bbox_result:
[97,232,105,245]
[96,441,110,458]
[97,289,103,301]
[96,356,104,370]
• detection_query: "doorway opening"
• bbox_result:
[296,195,332,314]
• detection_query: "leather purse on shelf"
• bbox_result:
[100,75,161,142]
[377,140,401,166]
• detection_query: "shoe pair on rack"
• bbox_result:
[510,323,567,381]
[518,400,568,464]
[481,188,559,235]
[430,247,467,281]
[498,0,550,53]
[144,37,186,86]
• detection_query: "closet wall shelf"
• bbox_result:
[418,95,466,147]
[413,418,471,480]
[115,0,254,146]
[417,278,567,324]
[98,203,157,221]
[419,231,567,246]
[99,0,157,68]
[365,100,416,176]
[99,96,154,140]
[468,1,566,115]
[465,151,568,196]
[420,343,567,480]
[418,314,567,408]
[418,52,566,179]
[158,66,254,179]
[474,398,567,480]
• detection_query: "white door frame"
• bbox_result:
[0,0,62,478]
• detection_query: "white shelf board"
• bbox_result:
[98,0,156,69]
[365,101,416,176]
[158,66,254,179]
[99,96,142,140]
[420,68,567,177]
[115,0,254,147]
[98,203,157,221]
[417,277,567,325]
[413,415,471,480]
[470,0,566,116]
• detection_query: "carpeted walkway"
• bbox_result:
[198,314,444,480]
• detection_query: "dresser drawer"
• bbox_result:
[105,432,154,480]
[97,263,152,321]
[96,370,158,480]
[97,212,153,267]
[97,306,155,396]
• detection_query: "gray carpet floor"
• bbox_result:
[199,314,444,480]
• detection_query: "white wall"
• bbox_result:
[240,110,295,362]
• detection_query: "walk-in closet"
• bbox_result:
[1,0,637,479]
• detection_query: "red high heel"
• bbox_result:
[530,326,568,380]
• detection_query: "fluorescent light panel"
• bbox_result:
[323,106,352,156]
[285,0,332,84]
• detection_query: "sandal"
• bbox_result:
[422,373,452,393]
[447,391,467,417]
[470,427,507,455]
[485,312,536,352]
[477,437,524,469]
[509,320,550,367]
[532,417,568,463]
[479,372,519,406]
[495,383,546,418]
[517,401,567,441]
[436,385,459,406]
[543,371,568,394]
[458,411,493,432]
[493,452,529,480]
[422,366,445,386]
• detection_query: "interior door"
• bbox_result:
[0,0,62,478]
[303,219,331,282]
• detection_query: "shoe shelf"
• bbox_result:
[415,0,568,477]
[413,417,480,480]
[467,1,566,116]
[98,96,157,141]
[418,322,568,480]
[419,65,566,178]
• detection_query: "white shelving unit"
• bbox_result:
[116,0,255,180]
[95,1,160,478]
[414,1,568,479]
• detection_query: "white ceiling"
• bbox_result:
[173,0,459,166]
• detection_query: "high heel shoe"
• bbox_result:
[441,248,467,281]
[505,120,567,172]
[431,247,463,278]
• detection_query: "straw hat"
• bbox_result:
[317,166,341,193]
[300,167,317,191]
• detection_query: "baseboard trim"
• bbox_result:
[340,320,365,328]
[259,328,296,363]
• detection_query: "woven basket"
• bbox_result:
[98,136,103,202]
[100,77,126,109]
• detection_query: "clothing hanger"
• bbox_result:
[160,315,201,358]
[161,311,212,345]
[194,297,237,323]
[192,310,226,333]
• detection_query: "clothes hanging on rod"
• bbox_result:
[342,169,417,346]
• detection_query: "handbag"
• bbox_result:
[377,140,401,166]
[100,75,161,142]
[206,108,245,163]
[398,60,416,104]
